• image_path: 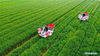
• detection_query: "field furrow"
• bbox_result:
[0,0,99,56]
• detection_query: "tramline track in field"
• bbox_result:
[3,0,86,55]
[58,1,99,56]
[74,3,100,56]
[0,0,74,44]
[1,0,81,55]
[9,0,93,55]
[44,0,94,56]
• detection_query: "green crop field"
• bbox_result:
[0,0,100,56]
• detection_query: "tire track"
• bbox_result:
[89,3,100,54]
[0,0,70,37]
[42,0,98,56]
[0,1,72,45]
[0,0,69,28]
[89,33,98,53]
[37,0,89,56]
[3,0,78,56]
[73,2,99,56]
[6,1,79,55]
[40,39,55,56]
[56,1,94,56]
[3,0,85,56]
[57,29,77,56]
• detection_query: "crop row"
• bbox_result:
[0,0,78,55]
[44,1,95,56]
[0,0,33,10]
[0,0,68,13]
[0,0,74,44]
[0,0,66,19]
[0,0,71,26]
[58,1,99,56]
[0,0,68,29]
[19,0,89,56]
[7,0,88,56]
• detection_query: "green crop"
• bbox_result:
[0,0,99,56]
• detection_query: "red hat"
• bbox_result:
[83,12,88,15]
[48,24,55,28]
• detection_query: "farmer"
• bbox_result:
[78,12,89,21]
[44,26,48,32]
